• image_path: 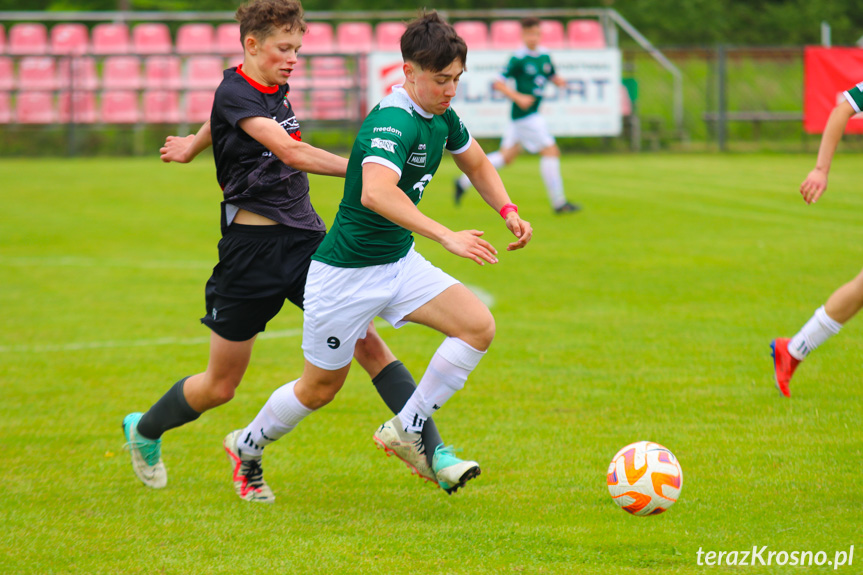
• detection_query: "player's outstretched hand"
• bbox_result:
[160,134,196,163]
[800,168,828,204]
[441,229,499,266]
[504,214,532,251]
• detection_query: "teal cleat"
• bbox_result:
[432,444,481,495]
[122,412,167,489]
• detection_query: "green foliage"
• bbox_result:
[2,153,862,573]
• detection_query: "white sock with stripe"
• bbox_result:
[788,306,842,360]
[238,380,313,456]
[398,337,486,434]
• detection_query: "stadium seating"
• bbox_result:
[143,90,181,123]
[490,20,523,50]
[102,56,142,90]
[336,21,373,53]
[216,23,242,57]
[91,22,130,55]
[186,56,224,89]
[145,55,182,89]
[303,22,335,54]
[0,92,10,123]
[0,57,13,90]
[0,25,5,55]
[567,19,606,48]
[17,56,58,91]
[57,56,99,90]
[185,90,215,123]
[375,22,406,51]
[287,58,308,89]
[58,90,97,123]
[539,20,566,49]
[132,23,172,55]
[310,89,351,120]
[50,23,89,55]
[101,90,139,123]
[9,23,48,56]
[176,23,215,55]
[453,21,489,50]
[16,91,55,123]
[309,56,350,88]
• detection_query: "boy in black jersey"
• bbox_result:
[122,0,446,502]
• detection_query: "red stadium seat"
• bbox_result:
[16,91,55,123]
[185,90,215,123]
[50,23,89,55]
[567,19,606,48]
[59,90,97,123]
[539,20,566,49]
[18,57,58,91]
[186,56,224,89]
[9,23,48,56]
[133,23,173,55]
[143,90,181,123]
[286,90,306,118]
[57,57,99,90]
[91,23,130,55]
[145,56,181,90]
[216,23,242,57]
[309,56,350,88]
[0,25,6,55]
[375,22,406,51]
[453,21,489,50]
[490,20,522,50]
[287,58,308,89]
[303,22,334,54]
[310,89,353,120]
[101,90,139,123]
[0,92,11,123]
[102,56,142,90]
[336,22,373,54]
[176,23,215,55]
[0,57,14,90]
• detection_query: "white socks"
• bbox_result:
[457,151,505,191]
[238,380,313,456]
[398,337,486,434]
[540,156,567,209]
[788,306,842,360]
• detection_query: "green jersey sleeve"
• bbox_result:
[444,108,472,154]
[844,82,863,113]
[501,56,519,79]
[357,106,419,177]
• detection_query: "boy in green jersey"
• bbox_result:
[227,11,533,500]
[771,81,863,397]
[455,17,579,213]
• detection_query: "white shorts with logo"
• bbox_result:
[500,112,556,154]
[302,245,460,370]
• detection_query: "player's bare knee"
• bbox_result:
[466,311,496,351]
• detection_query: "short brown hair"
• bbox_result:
[520,17,541,29]
[400,11,467,73]
[235,0,307,46]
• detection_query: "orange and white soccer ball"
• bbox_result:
[607,441,683,516]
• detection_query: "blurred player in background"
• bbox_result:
[224,11,533,502]
[771,81,863,397]
[454,17,579,214]
[121,0,450,501]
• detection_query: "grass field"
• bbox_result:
[2,152,862,574]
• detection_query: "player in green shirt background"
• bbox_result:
[454,17,579,214]
[224,11,533,500]
[771,81,863,396]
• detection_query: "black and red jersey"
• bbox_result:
[210,65,325,234]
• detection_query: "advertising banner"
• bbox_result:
[803,47,863,134]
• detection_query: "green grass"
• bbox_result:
[2,152,862,574]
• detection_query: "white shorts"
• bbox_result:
[302,245,460,370]
[500,113,556,154]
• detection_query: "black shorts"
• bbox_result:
[201,224,325,342]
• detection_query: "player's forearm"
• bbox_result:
[493,80,521,101]
[186,121,213,161]
[275,142,348,178]
[471,163,513,213]
[361,183,450,243]
[814,102,855,174]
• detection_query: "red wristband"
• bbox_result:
[499,203,518,219]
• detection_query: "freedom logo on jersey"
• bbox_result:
[371,138,397,153]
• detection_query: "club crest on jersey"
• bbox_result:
[407,152,427,167]
[283,95,290,109]
[371,138,397,153]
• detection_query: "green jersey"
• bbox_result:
[844,82,863,113]
[501,48,558,120]
[313,86,472,268]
